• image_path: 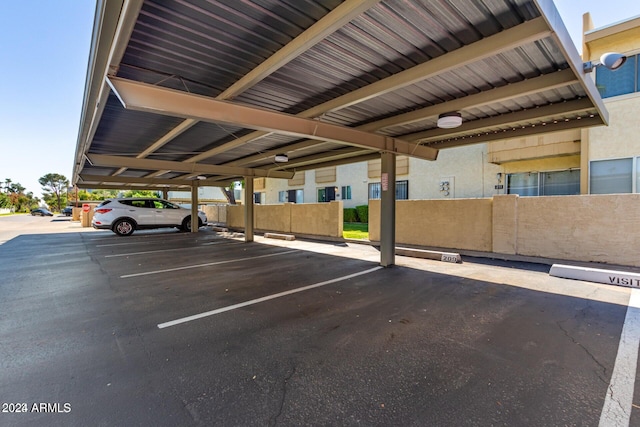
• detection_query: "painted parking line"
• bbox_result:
[158,266,383,329]
[120,249,299,278]
[96,237,220,248]
[104,241,235,258]
[599,288,640,427]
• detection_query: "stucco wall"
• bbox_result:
[369,198,493,251]
[202,204,227,223]
[370,194,640,267]
[515,194,640,266]
[291,201,343,237]
[255,204,292,232]
[588,95,640,160]
[226,205,244,229]
[225,202,343,238]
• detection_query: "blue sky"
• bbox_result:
[1,1,640,201]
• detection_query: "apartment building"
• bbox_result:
[192,12,640,208]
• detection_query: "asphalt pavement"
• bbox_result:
[0,215,637,426]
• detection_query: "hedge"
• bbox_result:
[355,205,368,223]
[343,208,358,223]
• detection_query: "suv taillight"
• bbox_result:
[95,208,112,214]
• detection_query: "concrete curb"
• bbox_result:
[396,247,462,263]
[549,264,640,288]
[264,232,296,241]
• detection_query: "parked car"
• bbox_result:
[92,198,207,236]
[62,207,73,216]
[31,208,53,217]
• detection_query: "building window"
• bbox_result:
[278,191,287,203]
[288,189,303,203]
[540,170,580,196]
[507,170,580,196]
[590,158,634,194]
[368,180,409,199]
[596,54,638,98]
[253,192,265,204]
[368,183,381,199]
[396,180,409,200]
[341,186,352,200]
[507,173,539,196]
[317,187,336,202]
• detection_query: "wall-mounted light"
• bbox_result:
[274,154,288,163]
[584,52,627,73]
[496,172,502,182]
[437,112,462,129]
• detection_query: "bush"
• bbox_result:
[344,208,358,223]
[356,205,368,223]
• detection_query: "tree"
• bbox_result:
[39,173,69,212]
[0,179,38,212]
[222,180,243,205]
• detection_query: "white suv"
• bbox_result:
[92,198,207,236]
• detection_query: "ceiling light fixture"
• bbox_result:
[437,112,462,129]
[274,154,288,163]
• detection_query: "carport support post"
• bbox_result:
[380,151,396,267]
[191,180,199,233]
[244,177,254,242]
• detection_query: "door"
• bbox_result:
[150,199,184,226]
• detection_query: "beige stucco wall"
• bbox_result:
[226,205,244,228]
[488,130,581,164]
[225,202,343,237]
[255,204,292,232]
[587,95,640,160]
[369,198,493,251]
[585,25,640,61]
[370,194,640,266]
[515,194,640,266]
[202,204,227,223]
[501,155,581,174]
[492,195,518,255]
[291,201,343,237]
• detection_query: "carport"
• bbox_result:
[73,0,607,267]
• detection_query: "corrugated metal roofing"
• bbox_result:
[73,0,608,191]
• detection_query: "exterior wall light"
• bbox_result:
[584,52,627,73]
[274,154,288,163]
[437,112,462,129]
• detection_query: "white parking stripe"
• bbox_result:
[158,266,383,329]
[120,250,299,278]
[599,288,640,427]
[105,241,232,258]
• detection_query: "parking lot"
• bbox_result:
[1,216,638,426]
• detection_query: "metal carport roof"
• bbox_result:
[73,0,607,192]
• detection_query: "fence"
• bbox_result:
[369,194,640,267]
[226,201,343,238]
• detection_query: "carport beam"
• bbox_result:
[191,181,199,233]
[244,177,254,242]
[380,151,396,267]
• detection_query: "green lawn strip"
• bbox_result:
[343,222,369,240]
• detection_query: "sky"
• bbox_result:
[1,1,640,202]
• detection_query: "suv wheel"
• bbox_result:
[182,216,202,232]
[113,219,135,236]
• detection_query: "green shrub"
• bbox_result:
[344,208,358,223]
[356,205,368,223]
